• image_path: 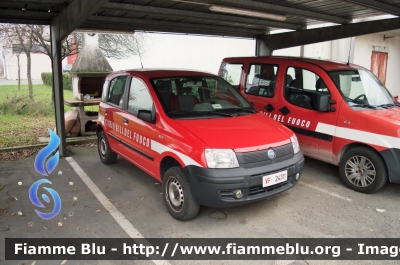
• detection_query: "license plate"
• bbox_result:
[262,170,288,187]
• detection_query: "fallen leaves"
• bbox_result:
[0,148,40,161]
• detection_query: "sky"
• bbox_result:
[107,33,255,75]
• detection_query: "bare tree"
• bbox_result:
[32,25,80,60]
[98,32,148,60]
[1,24,148,103]
[1,25,23,91]
[14,25,34,101]
[0,24,35,99]
[32,26,148,60]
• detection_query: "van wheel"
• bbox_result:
[339,147,387,193]
[98,130,117,164]
[163,166,199,221]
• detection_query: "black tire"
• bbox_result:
[339,147,387,193]
[97,130,117,164]
[162,166,200,221]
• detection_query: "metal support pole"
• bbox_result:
[50,24,67,156]
[255,36,273,56]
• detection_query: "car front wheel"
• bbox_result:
[339,147,387,193]
[162,166,199,221]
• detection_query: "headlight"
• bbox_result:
[290,134,300,154]
[204,149,239,168]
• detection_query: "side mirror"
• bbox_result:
[316,94,335,112]
[137,110,155,123]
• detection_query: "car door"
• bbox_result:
[241,63,281,120]
[119,76,157,177]
[277,63,339,164]
[102,75,129,155]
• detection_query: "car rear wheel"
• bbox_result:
[98,130,117,164]
[339,147,387,193]
[163,166,199,221]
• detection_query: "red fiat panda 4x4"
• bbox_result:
[97,69,304,220]
[220,56,400,194]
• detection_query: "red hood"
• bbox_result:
[173,113,293,152]
[355,107,400,137]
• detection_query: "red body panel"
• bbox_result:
[220,56,400,168]
[173,113,292,151]
[98,69,297,180]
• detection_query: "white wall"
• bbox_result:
[108,33,255,74]
[353,33,400,97]
[5,51,52,80]
[274,33,400,97]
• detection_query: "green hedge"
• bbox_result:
[41,72,72,91]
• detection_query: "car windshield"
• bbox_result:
[328,69,397,109]
[151,76,255,119]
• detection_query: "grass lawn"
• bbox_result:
[0,84,98,148]
[0,114,55,147]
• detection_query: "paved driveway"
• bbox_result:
[1,146,399,264]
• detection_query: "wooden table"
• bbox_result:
[64,99,101,136]
[64,99,102,107]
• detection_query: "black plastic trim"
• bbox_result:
[380,148,400,184]
[287,125,333,142]
[184,152,304,208]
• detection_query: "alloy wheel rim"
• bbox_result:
[345,155,376,187]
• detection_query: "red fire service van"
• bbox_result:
[97,69,304,220]
[219,56,400,194]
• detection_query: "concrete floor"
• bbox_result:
[0,76,43,85]
[1,146,399,265]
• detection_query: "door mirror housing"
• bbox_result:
[316,94,335,112]
[138,110,155,123]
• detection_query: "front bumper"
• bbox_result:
[380,148,400,184]
[185,152,304,208]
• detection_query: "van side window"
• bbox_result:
[128,77,153,116]
[245,64,278,98]
[219,63,243,90]
[285,67,330,110]
[107,76,127,108]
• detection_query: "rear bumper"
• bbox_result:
[185,152,304,208]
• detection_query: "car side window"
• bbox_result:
[245,64,278,98]
[101,81,110,102]
[128,77,153,116]
[285,67,330,110]
[107,76,127,108]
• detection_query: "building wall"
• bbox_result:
[274,33,400,97]
[108,33,255,74]
[353,33,400,97]
[4,51,52,80]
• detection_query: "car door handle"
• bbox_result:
[279,106,291,115]
[123,118,128,124]
[264,104,275,112]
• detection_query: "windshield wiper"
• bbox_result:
[375,103,397,108]
[351,104,376,109]
[196,110,235,117]
[231,108,258,113]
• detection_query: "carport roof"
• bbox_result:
[0,0,399,38]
